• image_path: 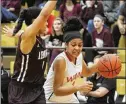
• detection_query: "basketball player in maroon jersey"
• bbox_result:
[4,1,57,104]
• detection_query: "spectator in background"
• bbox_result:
[81,55,116,104]
[1,0,21,16]
[112,1,126,47]
[92,14,114,58]
[80,0,104,34]
[102,1,120,26]
[1,0,21,23]
[47,17,65,65]
[59,0,82,22]
[1,6,18,23]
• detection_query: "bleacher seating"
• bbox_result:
[118,63,125,77]
[117,79,126,95]
[3,56,15,70]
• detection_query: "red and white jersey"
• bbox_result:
[43,51,84,103]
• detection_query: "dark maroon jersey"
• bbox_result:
[12,36,48,85]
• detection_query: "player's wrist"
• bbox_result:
[85,91,90,96]
[75,85,81,91]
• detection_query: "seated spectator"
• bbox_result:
[1,0,21,15]
[63,16,93,64]
[47,17,65,65]
[80,0,104,33]
[1,6,18,23]
[81,55,116,104]
[59,0,82,22]
[92,14,114,58]
[1,0,21,23]
[112,1,126,47]
[102,1,120,26]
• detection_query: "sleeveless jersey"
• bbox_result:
[43,52,84,103]
[12,36,48,85]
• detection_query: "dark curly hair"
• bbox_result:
[63,16,84,33]
[13,7,41,34]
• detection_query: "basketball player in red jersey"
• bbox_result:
[43,30,100,103]
[3,1,57,104]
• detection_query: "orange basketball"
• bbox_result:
[98,54,122,78]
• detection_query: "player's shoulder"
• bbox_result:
[53,56,66,69]
[55,56,66,63]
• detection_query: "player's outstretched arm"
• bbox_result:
[25,1,57,37]
[21,1,57,54]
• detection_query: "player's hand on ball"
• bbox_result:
[77,81,93,92]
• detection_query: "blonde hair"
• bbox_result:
[52,17,64,35]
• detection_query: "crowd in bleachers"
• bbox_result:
[2,0,126,65]
[1,0,126,104]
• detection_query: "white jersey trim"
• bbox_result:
[17,55,29,82]
[17,55,25,81]
[21,55,29,82]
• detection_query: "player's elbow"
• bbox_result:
[82,70,93,77]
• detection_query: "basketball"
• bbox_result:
[98,54,122,78]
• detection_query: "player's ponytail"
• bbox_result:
[13,7,41,36]
[13,8,27,36]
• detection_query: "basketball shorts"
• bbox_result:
[8,81,46,104]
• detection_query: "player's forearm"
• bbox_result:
[87,91,101,97]
[54,85,79,96]
[88,63,98,74]
[29,1,57,36]
[39,1,57,19]
[84,64,98,77]
[13,30,24,37]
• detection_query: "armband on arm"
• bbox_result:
[13,30,24,37]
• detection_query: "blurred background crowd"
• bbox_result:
[1,0,126,104]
